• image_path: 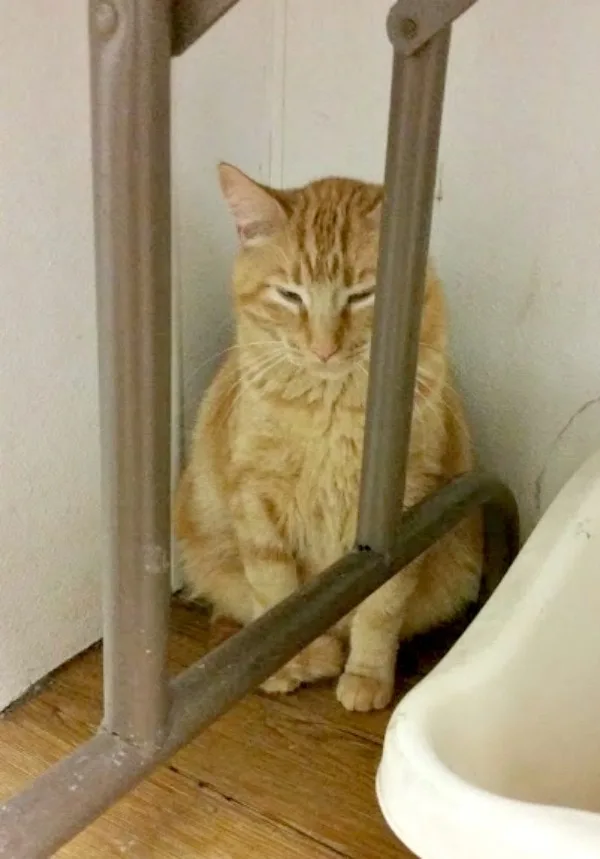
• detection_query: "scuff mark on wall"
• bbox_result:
[534,397,600,516]
[516,259,543,325]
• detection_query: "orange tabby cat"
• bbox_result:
[176,164,482,712]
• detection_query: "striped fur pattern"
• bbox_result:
[176,164,482,712]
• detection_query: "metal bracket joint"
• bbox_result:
[387,0,480,55]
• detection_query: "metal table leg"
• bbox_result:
[91,0,172,749]
[357,24,452,554]
[0,1,519,855]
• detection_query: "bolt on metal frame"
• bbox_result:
[0,1,518,856]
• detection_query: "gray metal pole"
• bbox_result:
[89,0,172,748]
[357,25,451,556]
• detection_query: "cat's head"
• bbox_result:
[219,164,383,380]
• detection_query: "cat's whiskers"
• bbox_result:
[240,347,290,387]
[245,354,289,395]
[219,348,291,428]
[222,356,288,427]
[417,391,446,438]
[419,342,445,357]
[415,373,464,438]
[185,346,233,388]
[186,339,281,387]
[216,352,278,427]
[440,392,465,428]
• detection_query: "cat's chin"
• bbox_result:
[305,361,359,381]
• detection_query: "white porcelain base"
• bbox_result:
[377,450,600,859]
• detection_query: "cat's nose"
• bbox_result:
[311,342,339,362]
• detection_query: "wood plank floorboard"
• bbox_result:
[0,600,465,857]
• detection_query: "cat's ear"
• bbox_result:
[218,163,287,247]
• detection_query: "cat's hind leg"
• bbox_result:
[179,534,255,626]
[175,466,255,625]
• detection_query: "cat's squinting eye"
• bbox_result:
[276,286,303,305]
[347,288,375,307]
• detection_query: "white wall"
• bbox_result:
[2,0,599,709]
[174,0,279,436]
[0,0,276,709]
[434,0,600,532]
[272,0,600,533]
[0,1,102,707]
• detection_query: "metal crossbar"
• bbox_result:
[0,1,519,855]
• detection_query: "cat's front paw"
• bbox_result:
[302,634,344,682]
[261,665,302,695]
[261,635,344,696]
[336,671,393,712]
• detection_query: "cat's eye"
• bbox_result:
[276,286,303,305]
[347,288,375,307]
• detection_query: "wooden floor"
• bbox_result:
[0,601,464,858]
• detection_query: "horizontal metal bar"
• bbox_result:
[387,0,480,55]
[171,0,242,55]
[481,483,520,603]
[0,471,518,858]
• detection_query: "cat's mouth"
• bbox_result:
[304,357,365,380]
[283,342,368,380]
